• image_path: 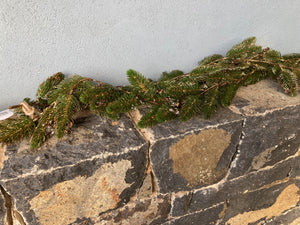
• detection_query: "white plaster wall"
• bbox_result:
[0,0,299,110]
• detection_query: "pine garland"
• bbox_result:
[0,37,299,148]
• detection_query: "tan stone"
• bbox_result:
[29,160,132,225]
[226,184,300,225]
[0,145,8,171]
[169,128,231,186]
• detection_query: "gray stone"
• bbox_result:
[0,79,299,224]
[166,203,225,225]
[1,115,146,180]
[145,107,242,142]
[0,115,148,225]
[150,120,243,193]
[228,105,300,179]
[90,194,171,225]
[262,206,300,225]
[219,181,299,224]
[171,155,300,218]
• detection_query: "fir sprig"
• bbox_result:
[0,37,299,148]
[0,115,35,144]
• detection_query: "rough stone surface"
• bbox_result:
[223,182,300,225]
[171,152,300,217]
[228,105,300,179]
[0,115,148,225]
[89,195,171,225]
[0,79,299,224]
[0,188,5,225]
[166,203,225,225]
[229,79,300,116]
[1,115,146,180]
[144,107,242,142]
[263,206,300,225]
[150,121,243,193]
[169,129,232,187]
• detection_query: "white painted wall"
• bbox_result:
[0,0,299,110]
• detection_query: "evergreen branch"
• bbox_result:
[202,87,220,119]
[155,105,178,123]
[137,106,160,128]
[127,69,155,93]
[37,72,65,99]
[0,116,35,144]
[106,92,142,115]
[79,84,121,115]
[276,68,298,96]
[30,103,55,149]
[198,54,223,66]
[180,96,203,121]
[159,70,184,81]
[54,94,80,138]
[219,84,239,107]
[0,37,299,148]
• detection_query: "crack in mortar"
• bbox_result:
[224,118,246,180]
[215,199,228,225]
[127,111,159,196]
[186,191,194,211]
[0,184,26,225]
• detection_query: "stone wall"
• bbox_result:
[0,79,299,225]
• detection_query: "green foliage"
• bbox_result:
[106,92,141,115]
[180,95,203,121]
[219,84,239,107]
[265,50,282,63]
[226,37,262,58]
[276,68,298,96]
[37,72,65,99]
[155,105,178,123]
[0,116,35,144]
[54,95,80,138]
[79,84,121,116]
[282,53,300,85]
[159,70,184,81]
[137,106,160,128]
[202,87,220,119]
[30,104,55,149]
[127,69,155,94]
[198,54,223,66]
[0,37,299,148]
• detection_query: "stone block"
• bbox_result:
[0,115,148,225]
[145,79,300,194]
[228,105,300,179]
[171,152,300,217]
[150,120,243,193]
[221,181,300,225]
[0,79,299,224]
